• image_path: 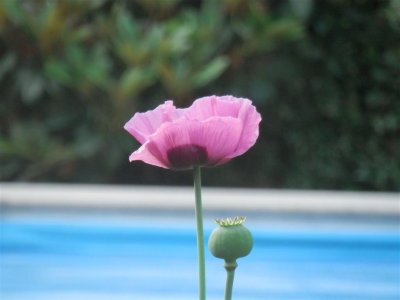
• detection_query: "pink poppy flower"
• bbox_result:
[124,95,262,170]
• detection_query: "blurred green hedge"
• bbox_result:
[0,0,399,190]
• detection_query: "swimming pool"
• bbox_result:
[1,210,399,300]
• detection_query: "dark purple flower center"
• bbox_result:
[167,144,208,170]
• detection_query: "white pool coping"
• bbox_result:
[1,183,399,216]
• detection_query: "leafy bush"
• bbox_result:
[0,0,398,190]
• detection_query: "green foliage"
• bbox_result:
[0,0,398,190]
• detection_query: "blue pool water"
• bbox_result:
[1,211,399,300]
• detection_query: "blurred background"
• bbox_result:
[1,0,399,190]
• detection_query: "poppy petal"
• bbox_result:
[129,144,169,169]
[186,95,262,156]
[233,99,262,156]
[130,117,242,170]
[187,117,243,166]
[185,95,243,120]
[124,100,185,144]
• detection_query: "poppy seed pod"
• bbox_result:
[208,217,253,263]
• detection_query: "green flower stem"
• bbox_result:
[194,166,206,300]
[224,261,237,300]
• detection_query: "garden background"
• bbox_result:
[0,0,399,191]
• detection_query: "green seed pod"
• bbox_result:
[208,217,253,263]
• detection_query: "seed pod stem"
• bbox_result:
[224,261,237,300]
